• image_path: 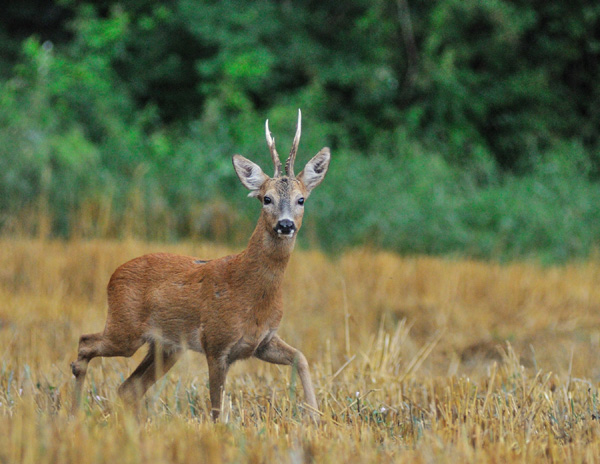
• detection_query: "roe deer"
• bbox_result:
[71,110,330,421]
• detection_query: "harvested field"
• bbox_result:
[1,238,600,462]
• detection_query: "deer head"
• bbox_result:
[233,110,330,239]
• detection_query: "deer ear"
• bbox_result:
[232,155,269,197]
[297,148,330,196]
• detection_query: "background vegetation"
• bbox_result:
[3,4,600,461]
[1,1,600,261]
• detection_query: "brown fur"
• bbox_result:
[71,120,330,421]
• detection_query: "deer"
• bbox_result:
[71,110,330,421]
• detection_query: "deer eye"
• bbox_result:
[263,196,272,205]
[298,197,305,206]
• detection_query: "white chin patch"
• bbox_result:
[276,230,295,238]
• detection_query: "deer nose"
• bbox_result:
[275,219,295,235]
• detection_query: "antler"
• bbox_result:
[265,119,282,178]
[285,109,301,178]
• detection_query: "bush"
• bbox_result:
[1,1,600,263]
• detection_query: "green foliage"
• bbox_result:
[310,147,600,263]
[0,0,599,262]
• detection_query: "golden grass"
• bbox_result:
[1,237,600,462]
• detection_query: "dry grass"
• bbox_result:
[1,237,600,462]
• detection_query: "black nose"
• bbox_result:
[275,219,295,235]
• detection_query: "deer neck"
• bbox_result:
[235,215,295,292]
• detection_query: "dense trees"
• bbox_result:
[1,1,599,261]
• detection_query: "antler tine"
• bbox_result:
[265,119,282,177]
[285,109,301,178]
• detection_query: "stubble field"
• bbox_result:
[1,238,600,463]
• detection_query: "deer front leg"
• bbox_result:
[254,335,318,414]
[207,356,229,422]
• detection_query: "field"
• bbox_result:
[1,237,600,463]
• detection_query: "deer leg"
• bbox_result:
[70,331,143,413]
[118,342,181,403]
[254,335,318,414]
[71,332,101,413]
[207,356,229,422]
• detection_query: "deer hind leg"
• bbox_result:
[118,342,181,403]
[71,331,143,413]
[254,335,318,416]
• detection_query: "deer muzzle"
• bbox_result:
[274,219,296,237]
